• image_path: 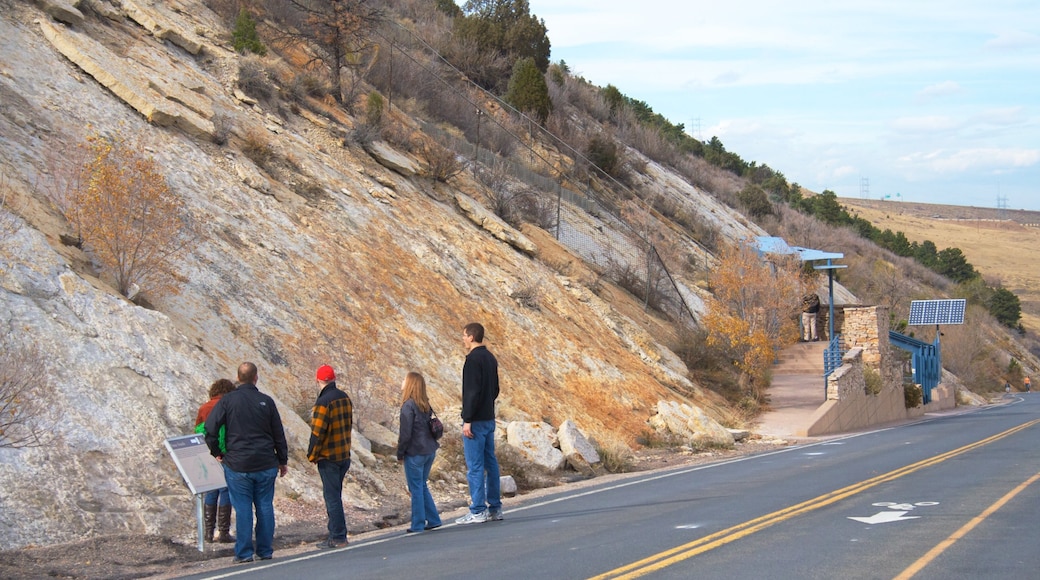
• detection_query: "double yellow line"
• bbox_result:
[591,419,1040,580]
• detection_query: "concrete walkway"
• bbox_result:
[755,341,828,439]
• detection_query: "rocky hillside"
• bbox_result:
[0,0,788,549]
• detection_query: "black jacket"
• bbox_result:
[205,383,288,473]
[396,399,439,459]
[461,345,499,423]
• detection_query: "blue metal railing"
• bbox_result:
[888,331,939,405]
[823,334,845,394]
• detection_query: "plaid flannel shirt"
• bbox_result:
[308,383,352,463]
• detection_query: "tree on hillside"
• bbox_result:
[453,0,550,91]
[736,184,774,219]
[703,240,803,399]
[232,8,267,55]
[0,341,50,449]
[988,286,1022,329]
[935,247,978,283]
[504,56,551,122]
[50,135,192,300]
[276,0,384,105]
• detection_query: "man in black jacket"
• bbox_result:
[455,322,503,525]
[205,362,288,564]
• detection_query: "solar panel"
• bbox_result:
[908,299,966,326]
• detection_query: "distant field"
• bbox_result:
[839,198,1040,332]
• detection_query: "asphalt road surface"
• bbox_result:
[180,394,1040,580]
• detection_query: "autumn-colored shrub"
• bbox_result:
[241,127,275,170]
[55,135,190,299]
[424,142,462,183]
[703,240,803,399]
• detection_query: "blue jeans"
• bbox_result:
[223,465,278,561]
[403,453,441,532]
[463,420,501,514]
[204,488,230,507]
[317,459,351,541]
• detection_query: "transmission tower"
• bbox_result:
[997,195,1008,221]
[860,177,870,199]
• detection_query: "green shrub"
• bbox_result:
[864,367,882,396]
[366,91,384,127]
[586,134,621,178]
[232,9,266,56]
[904,382,923,408]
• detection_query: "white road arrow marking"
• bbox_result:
[848,511,921,524]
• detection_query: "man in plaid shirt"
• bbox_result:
[308,365,353,549]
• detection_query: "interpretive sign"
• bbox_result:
[164,433,226,495]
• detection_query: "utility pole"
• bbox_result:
[997,194,1008,221]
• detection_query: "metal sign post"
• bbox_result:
[164,434,227,552]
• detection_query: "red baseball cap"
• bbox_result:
[316,365,336,382]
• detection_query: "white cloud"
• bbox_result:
[974,107,1028,126]
[984,30,1040,51]
[898,148,1040,174]
[915,81,963,103]
[891,116,961,134]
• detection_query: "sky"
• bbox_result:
[520,0,1040,210]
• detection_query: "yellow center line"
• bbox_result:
[589,419,1040,580]
[893,470,1040,580]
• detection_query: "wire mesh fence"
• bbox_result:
[371,22,699,328]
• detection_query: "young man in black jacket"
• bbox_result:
[455,322,503,524]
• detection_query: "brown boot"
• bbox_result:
[216,504,235,543]
[204,503,217,543]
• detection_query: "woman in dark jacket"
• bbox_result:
[396,372,442,533]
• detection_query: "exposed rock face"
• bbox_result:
[37,19,215,139]
[36,0,84,26]
[0,0,782,549]
[455,192,537,256]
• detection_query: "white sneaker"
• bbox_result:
[488,510,504,521]
[455,511,488,525]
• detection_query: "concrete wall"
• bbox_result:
[803,306,956,437]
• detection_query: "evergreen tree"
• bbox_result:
[232,9,267,56]
[454,0,551,90]
[988,287,1022,328]
[504,57,552,122]
[935,247,978,283]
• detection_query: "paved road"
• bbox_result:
[181,395,1040,579]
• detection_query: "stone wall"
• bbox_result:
[805,348,909,436]
[803,305,955,437]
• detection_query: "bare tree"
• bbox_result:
[0,341,50,449]
[271,0,385,105]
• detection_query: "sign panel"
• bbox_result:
[908,299,966,326]
[164,433,226,495]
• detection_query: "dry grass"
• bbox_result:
[840,199,1040,332]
